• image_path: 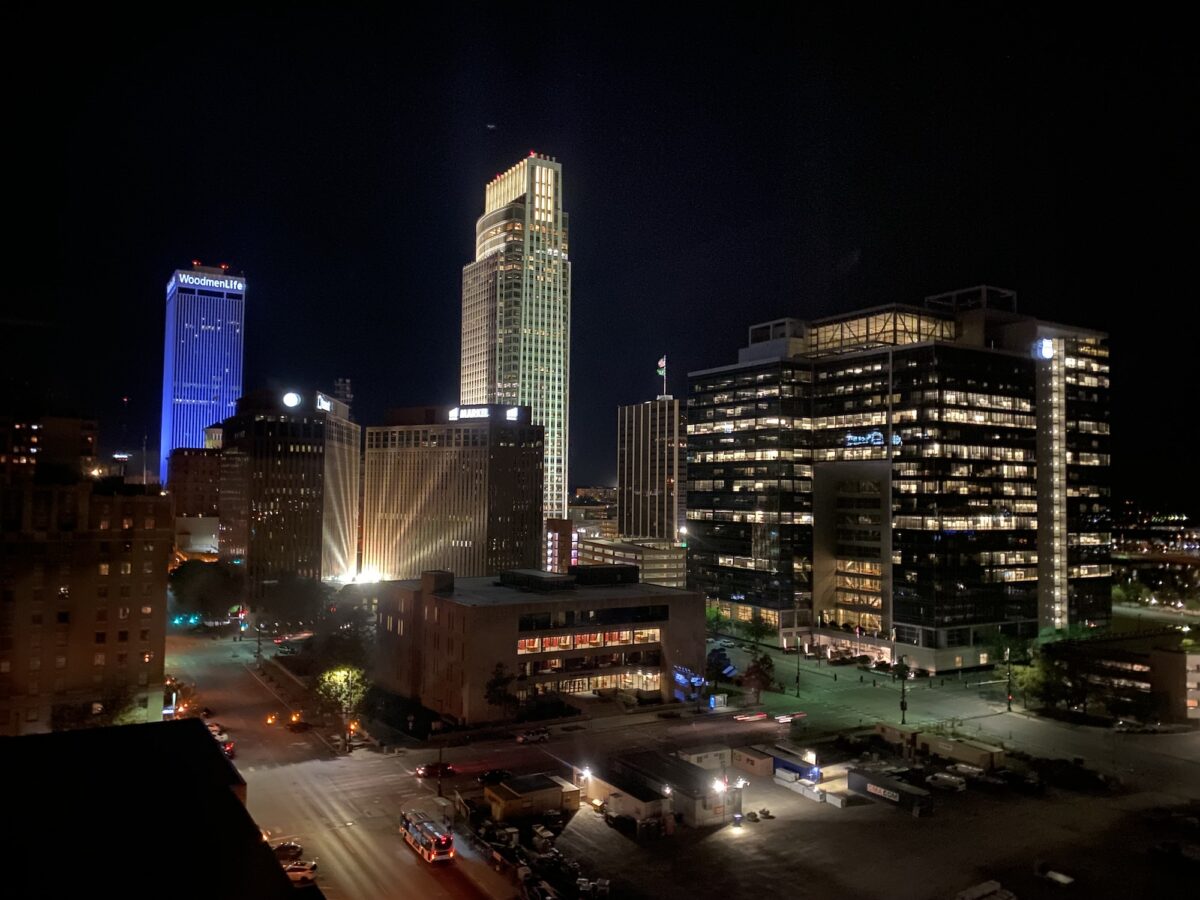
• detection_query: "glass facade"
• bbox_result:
[686,359,813,617]
[687,295,1110,658]
[159,268,245,483]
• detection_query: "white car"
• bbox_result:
[283,860,318,886]
[926,773,967,792]
[946,763,985,778]
[210,730,230,744]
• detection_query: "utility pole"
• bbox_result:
[899,654,908,725]
[1005,646,1013,712]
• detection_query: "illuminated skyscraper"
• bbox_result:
[159,262,246,484]
[461,154,571,519]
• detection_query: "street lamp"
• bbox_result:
[899,654,908,725]
[1005,646,1013,712]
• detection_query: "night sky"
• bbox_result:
[9,6,1196,511]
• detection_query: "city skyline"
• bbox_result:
[9,7,1195,515]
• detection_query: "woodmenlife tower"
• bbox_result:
[461,153,571,519]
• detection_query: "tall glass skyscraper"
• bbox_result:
[461,154,571,518]
[159,263,246,484]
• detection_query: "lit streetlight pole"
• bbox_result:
[1005,646,1013,712]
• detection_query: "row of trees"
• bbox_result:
[705,606,775,644]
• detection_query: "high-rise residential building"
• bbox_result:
[361,405,543,581]
[0,480,171,735]
[688,287,1111,671]
[617,396,687,542]
[461,153,571,519]
[159,262,246,484]
[218,389,359,597]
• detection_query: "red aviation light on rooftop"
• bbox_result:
[191,259,202,267]
[219,262,229,270]
[529,150,536,157]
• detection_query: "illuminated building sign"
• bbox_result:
[316,393,332,412]
[1035,338,1055,360]
[845,430,902,448]
[449,406,490,421]
[174,272,245,292]
[866,782,900,803]
[506,407,520,421]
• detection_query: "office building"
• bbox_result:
[688,287,1110,670]
[218,389,359,597]
[168,447,221,555]
[361,404,543,581]
[618,397,687,542]
[1,414,97,484]
[0,480,171,735]
[544,517,578,574]
[374,567,704,725]
[159,262,246,483]
[577,538,687,589]
[575,486,617,504]
[461,153,571,519]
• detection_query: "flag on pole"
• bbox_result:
[656,355,666,376]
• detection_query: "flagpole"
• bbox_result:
[662,357,667,397]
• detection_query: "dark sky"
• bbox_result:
[9,5,1196,511]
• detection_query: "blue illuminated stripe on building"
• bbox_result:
[159,271,245,483]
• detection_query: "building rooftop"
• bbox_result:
[613,749,717,799]
[491,773,562,798]
[392,569,695,608]
[2,718,301,898]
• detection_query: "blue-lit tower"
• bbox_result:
[159,261,246,484]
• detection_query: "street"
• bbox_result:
[167,632,1200,900]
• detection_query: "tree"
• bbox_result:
[739,611,775,646]
[259,573,330,624]
[743,653,776,703]
[705,606,731,638]
[316,666,370,750]
[169,560,243,621]
[312,596,375,671]
[50,685,139,731]
[484,663,519,718]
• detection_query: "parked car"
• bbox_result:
[718,639,736,648]
[477,769,514,786]
[415,762,457,778]
[286,720,313,733]
[207,722,228,736]
[271,841,304,862]
[283,861,319,886]
[926,773,967,792]
[211,730,231,744]
[517,728,551,744]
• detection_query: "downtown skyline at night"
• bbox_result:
[5,6,1198,900]
[8,5,1196,513]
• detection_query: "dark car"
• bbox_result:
[271,841,304,862]
[477,769,514,786]
[415,762,457,778]
[221,740,236,760]
[286,720,313,733]
[199,706,215,718]
[517,728,551,744]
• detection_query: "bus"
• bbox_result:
[400,810,455,863]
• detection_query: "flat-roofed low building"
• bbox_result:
[577,537,686,588]
[374,566,705,725]
[484,772,580,821]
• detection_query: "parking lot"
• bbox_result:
[555,743,1200,899]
